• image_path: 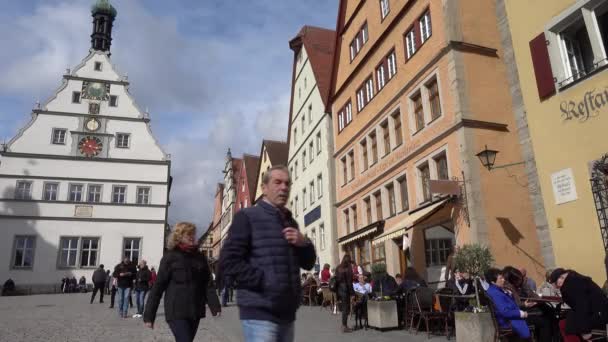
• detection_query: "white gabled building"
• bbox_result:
[0,0,170,292]
[287,26,339,271]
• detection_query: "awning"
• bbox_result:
[337,220,384,245]
[372,198,450,245]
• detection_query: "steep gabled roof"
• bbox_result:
[290,26,336,109]
[242,154,260,203]
[264,140,289,165]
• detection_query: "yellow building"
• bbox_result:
[253,140,289,202]
[503,0,608,283]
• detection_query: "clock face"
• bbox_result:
[85,118,100,132]
[81,81,110,101]
[78,136,103,157]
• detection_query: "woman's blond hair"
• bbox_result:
[167,222,196,250]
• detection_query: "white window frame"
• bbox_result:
[116,133,130,149]
[87,184,103,203]
[112,185,127,204]
[15,180,33,200]
[11,235,36,269]
[388,50,397,78]
[308,104,313,124]
[365,77,374,103]
[316,132,322,155]
[405,29,416,59]
[346,102,353,123]
[43,182,59,201]
[309,142,314,163]
[380,0,390,19]
[79,237,100,268]
[317,174,323,198]
[136,186,151,205]
[303,188,307,210]
[69,183,84,202]
[420,11,432,43]
[94,61,103,71]
[545,0,608,88]
[58,236,80,268]
[51,128,67,145]
[123,237,142,263]
[310,181,315,204]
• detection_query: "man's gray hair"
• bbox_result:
[262,165,290,185]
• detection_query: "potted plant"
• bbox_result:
[367,263,399,329]
[452,244,494,342]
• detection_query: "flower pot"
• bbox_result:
[367,299,399,330]
[455,311,495,342]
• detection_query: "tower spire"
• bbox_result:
[90,0,117,53]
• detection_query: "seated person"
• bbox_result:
[447,270,474,311]
[78,276,87,292]
[2,278,15,296]
[485,268,554,342]
[302,274,318,288]
[353,275,372,329]
[373,272,398,297]
[320,264,331,286]
[550,268,608,341]
[301,273,308,285]
[538,270,561,297]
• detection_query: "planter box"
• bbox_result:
[367,300,399,330]
[455,312,495,342]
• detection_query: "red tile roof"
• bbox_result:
[242,154,260,203]
[264,140,289,165]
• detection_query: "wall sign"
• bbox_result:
[551,168,578,205]
[560,88,608,122]
[74,205,93,218]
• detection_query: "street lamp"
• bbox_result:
[476,145,524,171]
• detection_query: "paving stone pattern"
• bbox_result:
[0,293,448,341]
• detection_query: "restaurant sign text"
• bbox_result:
[560,88,608,122]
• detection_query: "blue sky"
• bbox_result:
[0,0,337,235]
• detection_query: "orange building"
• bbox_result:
[330,0,548,284]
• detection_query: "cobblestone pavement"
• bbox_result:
[0,293,448,341]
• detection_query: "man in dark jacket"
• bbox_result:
[91,264,107,303]
[113,257,136,318]
[220,165,316,342]
[551,268,608,340]
[133,260,151,318]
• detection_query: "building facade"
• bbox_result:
[503,0,608,283]
[0,1,170,292]
[330,0,546,283]
[235,154,259,212]
[287,26,340,270]
[253,140,289,202]
[219,150,241,246]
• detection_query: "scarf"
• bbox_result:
[178,243,198,253]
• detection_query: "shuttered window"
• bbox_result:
[529,32,555,99]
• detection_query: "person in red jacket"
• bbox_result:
[149,267,157,287]
[320,264,331,285]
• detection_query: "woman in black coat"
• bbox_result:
[551,268,608,341]
[144,222,212,342]
[335,254,354,333]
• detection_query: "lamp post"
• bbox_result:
[476,145,525,171]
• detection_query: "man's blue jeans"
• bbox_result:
[135,289,147,314]
[241,320,294,342]
[117,287,131,317]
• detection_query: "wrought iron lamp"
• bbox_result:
[476,145,524,171]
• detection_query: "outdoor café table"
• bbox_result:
[522,296,569,319]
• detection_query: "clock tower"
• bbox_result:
[0,0,170,293]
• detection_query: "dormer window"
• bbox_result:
[94,62,103,71]
[109,95,118,107]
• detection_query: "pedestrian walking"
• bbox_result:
[220,165,316,342]
[109,277,117,308]
[113,257,136,318]
[90,264,107,304]
[144,222,211,342]
[104,270,112,295]
[335,254,354,333]
[133,260,151,318]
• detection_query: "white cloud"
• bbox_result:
[0,0,336,232]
